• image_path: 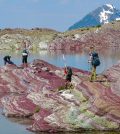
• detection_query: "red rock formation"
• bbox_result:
[0,60,120,132]
[48,28,120,51]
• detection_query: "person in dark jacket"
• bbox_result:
[89,46,100,82]
[3,55,11,65]
[64,66,73,89]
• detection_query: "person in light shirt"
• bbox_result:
[22,46,29,67]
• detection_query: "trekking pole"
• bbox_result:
[62,54,67,68]
[88,62,92,72]
[62,54,67,78]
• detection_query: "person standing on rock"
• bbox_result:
[64,66,73,89]
[89,46,100,82]
[22,42,29,68]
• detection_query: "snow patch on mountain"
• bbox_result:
[106,4,114,10]
[116,18,120,21]
[99,9,113,23]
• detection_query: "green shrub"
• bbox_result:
[34,106,40,113]
[58,86,65,91]
[96,25,101,28]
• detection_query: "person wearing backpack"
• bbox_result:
[89,46,100,82]
[64,66,73,89]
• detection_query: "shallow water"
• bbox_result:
[0,48,120,73]
[0,109,33,134]
[54,132,120,134]
[0,48,120,134]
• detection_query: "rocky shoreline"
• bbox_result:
[0,60,120,133]
[0,21,120,51]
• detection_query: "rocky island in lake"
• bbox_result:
[0,59,120,133]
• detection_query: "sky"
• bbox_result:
[0,0,120,32]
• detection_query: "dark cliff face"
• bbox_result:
[68,4,120,30]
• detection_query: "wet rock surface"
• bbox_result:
[0,60,120,133]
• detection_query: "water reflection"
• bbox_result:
[0,109,33,134]
[0,48,120,74]
[37,131,120,134]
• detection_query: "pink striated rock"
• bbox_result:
[48,28,120,51]
[49,37,83,51]
[28,108,62,133]
[0,60,66,116]
[1,95,36,117]
[0,60,120,132]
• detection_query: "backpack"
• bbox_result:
[67,67,72,76]
[92,52,100,67]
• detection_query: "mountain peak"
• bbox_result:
[68,4,120,30]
